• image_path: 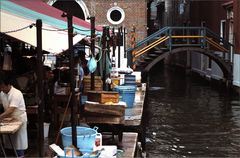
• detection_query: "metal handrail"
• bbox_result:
[129,26,233,65]
[127,26,170,53]
[135,36,169,58]
[205,27,230,44]
[206,37,229,52]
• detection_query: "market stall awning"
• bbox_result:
[0,0,102,54]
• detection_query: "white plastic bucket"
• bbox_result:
[95,133,102,148]
[44,122,50,138]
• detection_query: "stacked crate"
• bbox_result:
[83,75,103,94]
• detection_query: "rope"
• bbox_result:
[54,92,73,145]
[1,23,35,34]
[1,24,95,39]
[41,27,69,32]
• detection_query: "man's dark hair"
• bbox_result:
[0,71,12,85]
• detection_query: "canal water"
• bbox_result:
[145,65,240,157]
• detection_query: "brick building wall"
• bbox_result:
[84,0,148,46]
[234,0,240,53]
[190,0,239,54]
[45,0,148,48]
[190,0,228,33]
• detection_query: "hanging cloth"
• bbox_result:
[3,44,12,71]
[105,53,112,75]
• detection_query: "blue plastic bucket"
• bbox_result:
[124,75,136,86]
[81,95,88,105]
[61,126,98,151]
[113,85,136,108]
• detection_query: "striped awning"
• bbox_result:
[0,0,102,54]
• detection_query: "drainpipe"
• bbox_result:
[164,0,173,26]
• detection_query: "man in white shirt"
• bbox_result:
[0,72,28,157]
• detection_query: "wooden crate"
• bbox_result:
[83,76,103,94]
[87,91,119,104]
[84,102,125,117]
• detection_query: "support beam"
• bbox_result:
[67,14,77,147]
[102,27,107,90]
[36,19,44,157]
[90,16,95,90]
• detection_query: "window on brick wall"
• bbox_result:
[220,20,226,45]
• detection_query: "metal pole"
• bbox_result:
[124,27,127,58]
[67,14,77,147]
[90,16,95,90]
[102,27,107,90]
[106,27,111,91]
[112,27,116,58]
[118,27,121,68]
[106,27,111,65]
[36,19,44,157]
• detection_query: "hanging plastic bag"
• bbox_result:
[87,56,97,73]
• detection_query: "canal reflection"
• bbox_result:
[145,66,240,157]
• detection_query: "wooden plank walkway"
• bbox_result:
[125,84,146,126]
[122,132,138,158]
[123,84,146,155]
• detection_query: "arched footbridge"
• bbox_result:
[127,27,234,82]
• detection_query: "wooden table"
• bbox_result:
[82,85,145,124]
[81,83,147,156]
[0,119,23,157]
